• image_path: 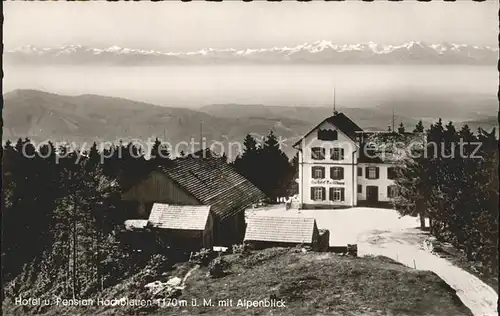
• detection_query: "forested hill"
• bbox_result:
[3,90,497,158]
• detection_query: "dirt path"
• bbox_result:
[358,228,498,316]
[248,207,498,316]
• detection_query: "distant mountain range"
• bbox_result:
[5,41,498,66]
[2,90,497,158]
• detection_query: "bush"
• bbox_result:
[232,244,245,254]
[189,248,215,266]
[146,254,170,273]
[208,256,229,278]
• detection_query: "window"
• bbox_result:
[387,167,397,180]
[311,187,326,201]
[312,166,325,179]
[330,167,344,180]
[387,185,398,198]
[366,166,379,179]
[318,129,338,141]
[357,185,362,193]
[329,187,345,202]
[330,148,345,160]
[357,167,362,177]
[311,147,325,160]
[364,142,378,158]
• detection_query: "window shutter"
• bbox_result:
[310,187,314,200]
[387,186,390,197]
[365,167,369,179]
[312,167,325,179]
[321,187,326,201]
[375,167,380,179]
[329,187,333,201]
[341,148,345,160]
[340,188,345,201]
[340,167,344,179]
[312,147,325,160]
[358,167,362,177]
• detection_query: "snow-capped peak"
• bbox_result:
[4,41,497,65]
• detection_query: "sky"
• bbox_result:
[4,1,498,51]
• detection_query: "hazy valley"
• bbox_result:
[2,89,497,158]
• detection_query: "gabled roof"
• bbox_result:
[293,112,363,147]
[358,131,425,164]
[148,203,211,230]
[158,149,267,219]
[244,216,318,244]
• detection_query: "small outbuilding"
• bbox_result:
[147,203,214,250]
[244,216,320,250]
[122,149,267,246]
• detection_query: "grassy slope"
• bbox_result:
[177,249,471,316]
[3,248,472,316]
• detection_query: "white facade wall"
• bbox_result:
[297,121,358,207]
[356,163,396,202]
[296,119,399,208]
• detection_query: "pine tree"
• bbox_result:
[242,133,258,153]
[86,142,101,172]
[413,120,425,133]
[394,119,499,275]
[233,134,261,188]
[149,137,170,168]
[233,132,293,201]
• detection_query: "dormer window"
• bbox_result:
[364,142,378,157]
[311,147,326,160]
[318,129,338,141]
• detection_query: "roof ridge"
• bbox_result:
[150,151,267,218]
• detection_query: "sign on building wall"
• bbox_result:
[311,179,345,185]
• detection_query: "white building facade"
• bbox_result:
[293,112,400,209]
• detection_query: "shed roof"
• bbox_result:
[244,216,317,244]
[158,149,267,219]
[148,203,211,231]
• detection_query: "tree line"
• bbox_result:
[1,131,295,304]
[393,119,498,277]
[2,139,157,302]
[232,131,296,201]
